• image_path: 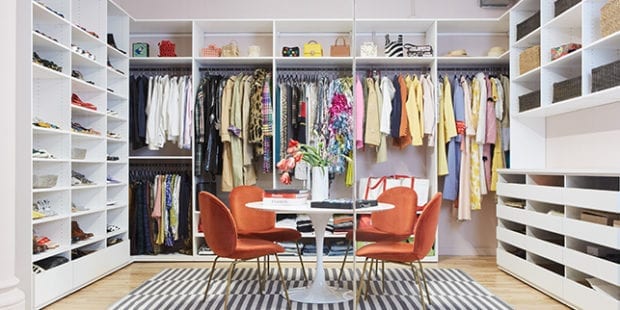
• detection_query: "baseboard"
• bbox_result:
[438,247,497,256]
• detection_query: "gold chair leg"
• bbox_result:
[224,260,237,310]
[337,240,352,281]
[410,261,418,282]
[356,258,369,304]
[256,258,264,293]
[412,262,426,310]
[418,260,432,306]
[295,241,308,282]
[274,254,291,309]
[204,256,220,302]
[381,261,385,293]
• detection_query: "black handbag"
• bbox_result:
[282,46,300,57]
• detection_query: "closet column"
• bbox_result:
[0,0,25,308]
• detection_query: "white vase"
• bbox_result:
[311,166,329,201]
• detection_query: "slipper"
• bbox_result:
[32,264,45,274]
[71,93,97,111]
[106,224,120,233]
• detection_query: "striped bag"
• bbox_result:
[384,34,403,57]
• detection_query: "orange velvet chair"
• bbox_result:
[229,185,307,281]
[355,192,442,310]
[198,191,291,309]
[337,186,418,281]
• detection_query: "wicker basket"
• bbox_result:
[592,60,620,92]
[601,0,620,38]
[555,0,581,17]
[517,11,540,41]
[519,90,541,112]
[553,76,582,103]
[519,45,541,75]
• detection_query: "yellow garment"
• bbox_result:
[221,78,235,192]
[364,78,381,146]
[345,152,354,187]
[437,76,457,176]
[406,75,424,146]
[490,122,504,191]
[470,78,482,210]
[374,79,387,163]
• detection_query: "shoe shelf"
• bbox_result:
[106,228,127,238]
[33,214,71,225]
[70,105,106,117]
[70,235,106,250]
[32,62,68,80]
[32,1,70,29]
[107,45,127,59]
[70,76,107,93]
[33,158,70,163]
[106,114,127,122]
[106,66,125,78]
[32,186,71,194]
[33,30,70,53]
[106,91,127,101]
[32,245,72,263]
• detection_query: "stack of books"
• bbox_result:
[262,189,309,206]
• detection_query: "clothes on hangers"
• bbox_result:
[129,73,193,151]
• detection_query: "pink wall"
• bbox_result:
[115,0,508,19]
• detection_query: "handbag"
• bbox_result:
[281,46,300,57]
[330,36,350,57]
[303,40,323,57]
[403,43,433,57]
[384,34,403,57]
[248,45,261,57]
[221,41,239,57]
[200,44,221,57]
[158,40,176,57]
[358,175,430,206]
[360,41,377,57]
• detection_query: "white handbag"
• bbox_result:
[360,41,378,57]
[248,45,261,57]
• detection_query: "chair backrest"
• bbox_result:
[412,192,442,260]
[372,187,418,236]
[229,185,276,232]
[198,191,237,257]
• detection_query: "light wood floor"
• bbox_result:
[45,256,569,309]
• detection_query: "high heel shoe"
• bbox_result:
[71,221,94,243]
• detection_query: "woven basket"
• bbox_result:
[517,11,540,41]
[519,45,541,75]
[601,0,620,38]
[519,90,541,112]
[592,60,620,92]
[555,0,581,17]
[553,76,582,103]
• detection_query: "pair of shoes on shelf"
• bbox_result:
[33,148,55,159]
[106,177,121,184]
[71,202,90,213]
[75,24,98,39]
[107,34,127,55]
[107,131,121,139]
[107,155,119,161]
[107,237,122,246]
[35,236,59,250]
[71,170,95,186]
[33,117,61,130]
[71,220,94,243]
[34,29,58,43]
[33,52,62,72]
[71,248,94,259]
[71,93,97,110]
[71,122,100,135]
[71,44,96,61]
[71,70,95,85]
[35,1,64,18]
[106,224,121,233]
[33,199,57,217]
[32,264,45,274]
[106,109,119,117]
[107,59,126,75]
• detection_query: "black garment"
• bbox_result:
[129,75,148,149]
[390,75,402,138]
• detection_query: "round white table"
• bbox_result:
[246,201,393,304]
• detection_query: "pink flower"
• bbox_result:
[288,139,300,149]
[293,151,303,162]
[280,172,291,184]
[276,159,287,172]
[285,157,296,169]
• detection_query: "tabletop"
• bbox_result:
[246,201,394,214]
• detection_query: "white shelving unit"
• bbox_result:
[30,0,130,308]
[500,0,620,308]
[497,169,619,309]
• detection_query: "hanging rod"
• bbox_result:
[130,66,192,72]
[198,66,270,72]
[438,65,508,72]
[277,67,352,72]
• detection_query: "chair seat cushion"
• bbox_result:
[229,238,285,260]
[345,226,410,242]
[238,227,301,242]
[356,241,421,262]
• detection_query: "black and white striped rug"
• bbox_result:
[110,267,513,309]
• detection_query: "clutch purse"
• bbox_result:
[158,40,176,57]
[384,34,403,57]
[221,41,239,57]
[201,44,221,57]
[330,36,350,57]
[403,43,433,57]
[303,40,323,57]
[360,41,377,57]
[281,46,300,57]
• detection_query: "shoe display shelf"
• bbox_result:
[30,0,130,308]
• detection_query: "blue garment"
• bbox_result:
[444,76,466,201]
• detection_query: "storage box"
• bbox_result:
[552,76,582,103]
[517,11,541,41]
[580,211,613,226]
[518,90,541,112]
[555,0,581,17]
[550,43,582,61]
[600,0,620,38]
[519,45,541,75]
[592,59,620,92]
